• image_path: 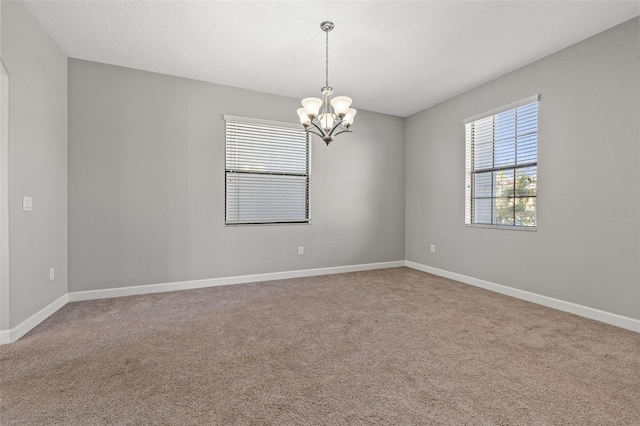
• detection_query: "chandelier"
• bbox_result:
[297,21,356,145]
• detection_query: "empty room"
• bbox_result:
[0,1,639,424]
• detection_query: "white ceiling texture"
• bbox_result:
[21,1,640,117]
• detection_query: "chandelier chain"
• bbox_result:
[325,28,329,88]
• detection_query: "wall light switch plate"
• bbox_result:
[22,196,33,212]
[49,267,55,281]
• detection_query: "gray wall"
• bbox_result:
[1,1,68,327]
[68,59,405,292]
[406,17,640,320]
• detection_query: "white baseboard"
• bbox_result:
[1,261,403,344]
[68,261,406,302]
[405,260,640,333]
[0,328,10,344]
[2,259,636,344]
[0,293,69,344]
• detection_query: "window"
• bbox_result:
[464,95,539,229]
[225,115,310,225]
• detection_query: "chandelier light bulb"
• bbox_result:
[318,113,336,132]
[343,108,357,128]
[330,96,352,118]
[297,108,310,125]
[301,97,322,119]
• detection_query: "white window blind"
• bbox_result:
[465,96,539,229]
[225,116,310,225]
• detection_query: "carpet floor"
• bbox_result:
[0,267,638,425]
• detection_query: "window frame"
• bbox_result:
[224,115,311,226]
[464,95,539,231]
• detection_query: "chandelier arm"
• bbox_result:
[308,120,329,137]
[327,120,348,137]
[306,129,326,139]
[331,129,352,137]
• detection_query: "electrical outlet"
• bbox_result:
[430,245,436,253]
[22,196,33,212]
[49,267,55,281]
[298,246,304,255]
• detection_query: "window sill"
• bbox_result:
[225,221,311,227]
[465,224,537,232]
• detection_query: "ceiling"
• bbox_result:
[21,1,639,117]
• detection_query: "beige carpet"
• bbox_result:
[1,267,638,425]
